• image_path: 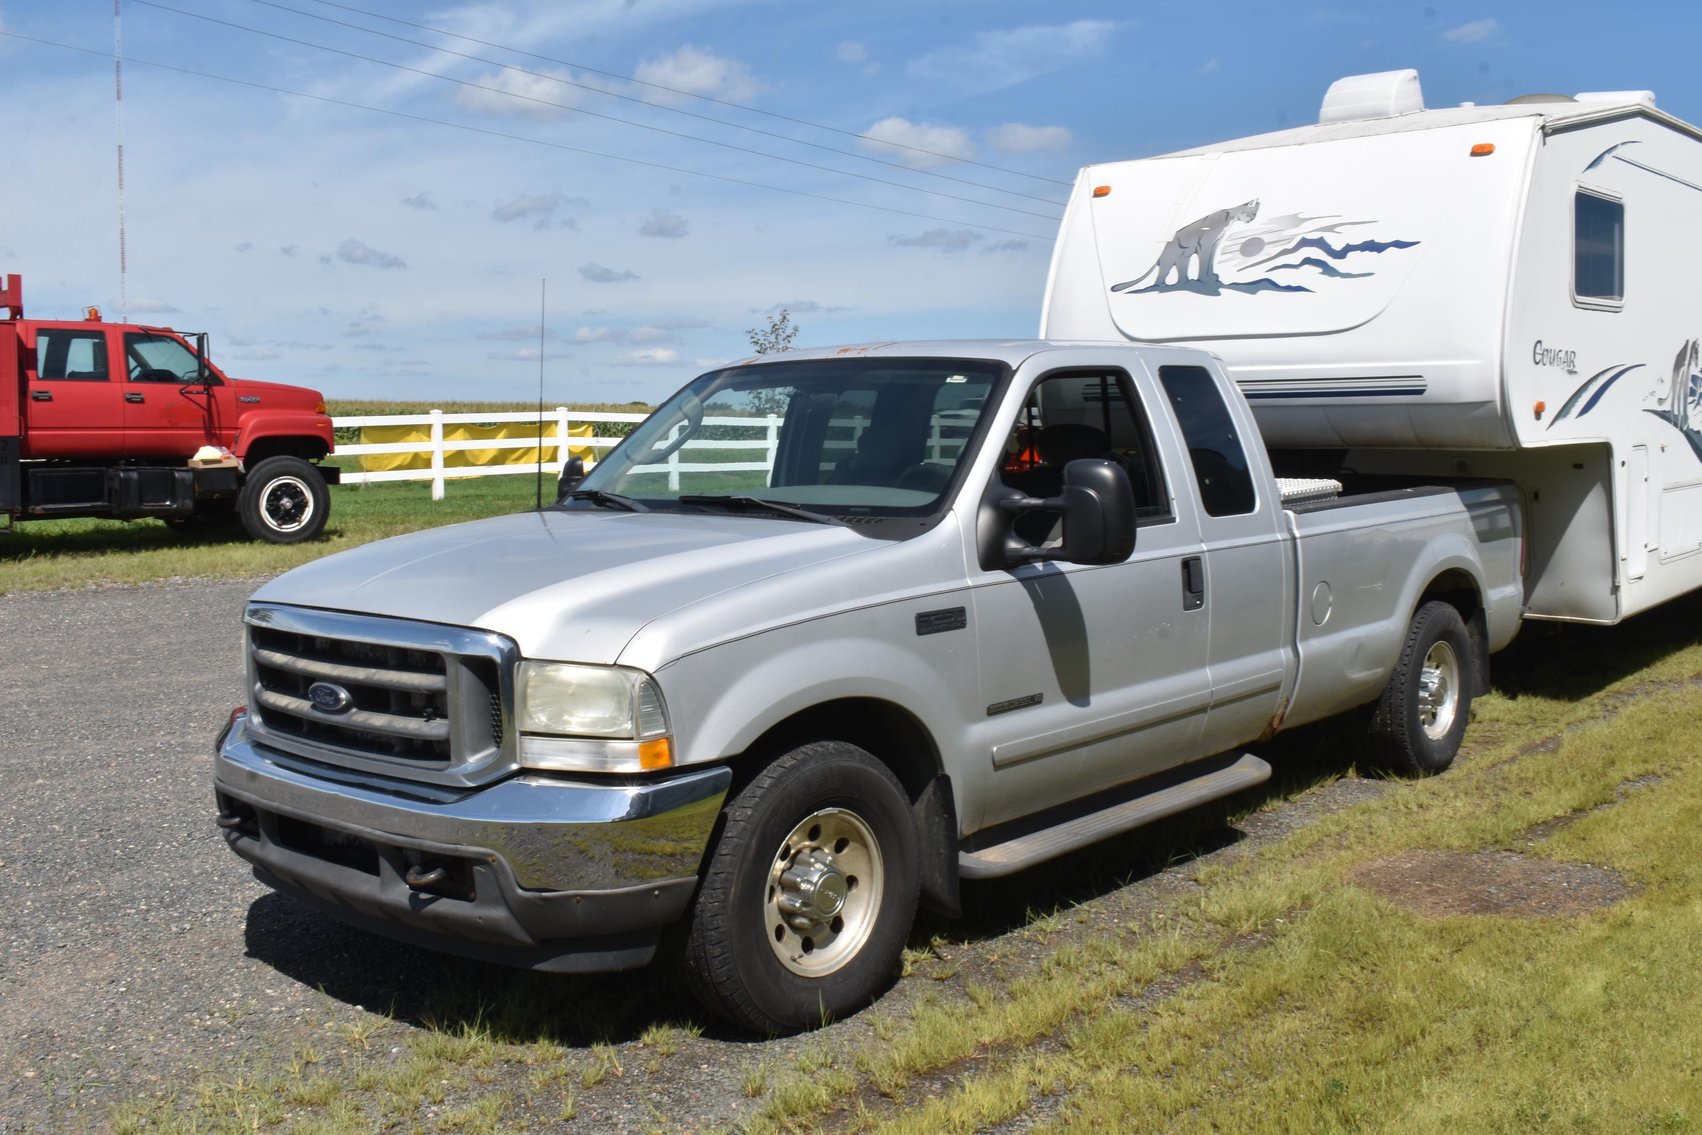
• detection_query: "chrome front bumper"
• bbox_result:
[214,710,731,972]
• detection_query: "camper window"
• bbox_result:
[1573,190,1624,306]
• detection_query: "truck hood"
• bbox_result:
[224,376,328,407]
[250,509,876,663]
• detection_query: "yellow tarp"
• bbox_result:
[359,421,596,473]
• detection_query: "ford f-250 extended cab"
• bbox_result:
[214,341,1523,1031]
[0,274,338,542]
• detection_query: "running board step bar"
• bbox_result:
[957,752,1272,880]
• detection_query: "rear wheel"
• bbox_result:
[679,741,919,1034]
[1368,600,1473,776]
[239,456,329,543]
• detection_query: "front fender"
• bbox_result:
[653,602,978,774]
[235,410,336,459]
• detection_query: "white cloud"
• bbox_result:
[910,21,1119,90]
[986,123,1072,155]
[454,66,581,118]
[128,297,182,314]
[1444,18,1499,43]
[401,193,437,211]
[634,46,762,105]
[234,241,254,253]
[639,209,690,239]
[983,240,1030,254]
[574,326,678,345]
[611,347,681,366]
[336,240,407,270]
[888,229,982,253]
[860,117,975,169]
[478,326,559,342]
[1200,57,1220,75]
[492,193,576,230]
[579,263,640,284]
[836,41,868,64]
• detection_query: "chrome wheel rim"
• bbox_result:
[1418,639,1460,741]
[262,476,314,532]
[765,807,882,977]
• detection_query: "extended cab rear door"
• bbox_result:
[22,323,126,458]
[1148,356,1294,746]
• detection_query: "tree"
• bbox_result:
[746,309,798,355]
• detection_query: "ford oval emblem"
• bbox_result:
[307,681,355,714]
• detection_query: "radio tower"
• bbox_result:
[114,0,130,321]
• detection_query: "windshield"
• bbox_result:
[574,357,1004,518]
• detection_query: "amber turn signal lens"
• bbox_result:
[1470,143,1496,157]
[1092,185,1111,198]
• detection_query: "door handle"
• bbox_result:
[125,392,145,403]
[30,390,52,402]
[1181,556,1205,611]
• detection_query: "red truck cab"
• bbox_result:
[2,275,339,542]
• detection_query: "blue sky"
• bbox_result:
[3,1,1699,404]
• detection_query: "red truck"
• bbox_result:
[0,274,339,543]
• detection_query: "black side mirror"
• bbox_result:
[979,458,1136,570]
[556,455,586,501]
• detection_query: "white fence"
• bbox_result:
[334,408,780,501]
[334,407,971,500]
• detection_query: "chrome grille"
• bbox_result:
[244,603,518,787]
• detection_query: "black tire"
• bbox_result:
[1367,600,1474,777]
[238,456,329,543]
[678,741,920,1034]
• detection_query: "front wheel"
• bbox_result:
[1367,600,1473,777]
[678,741,919,1034]
[238,456,329,543]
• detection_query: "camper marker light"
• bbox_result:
[1470,143,1496,157]
[1534,400,1546,420]
[1093,185,1112,198]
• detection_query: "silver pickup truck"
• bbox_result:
[214,340,1523,1032]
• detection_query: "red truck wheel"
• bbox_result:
[239,456,329,543]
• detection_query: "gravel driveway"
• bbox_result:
[0,578,1390,1133]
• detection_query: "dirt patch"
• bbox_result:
[1351,850,1634,919]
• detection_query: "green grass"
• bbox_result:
[0,475,548,594]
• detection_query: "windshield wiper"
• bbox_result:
[678,494,849,527]
[569,489,650,512]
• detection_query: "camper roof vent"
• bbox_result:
[1574,89,1656,107]
[1319,69,1424,124]
[1506,93,1576,105]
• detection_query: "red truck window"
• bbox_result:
[35,330,110,381]
[125,333,203,383]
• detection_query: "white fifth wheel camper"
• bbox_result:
[1042,69,1702,625]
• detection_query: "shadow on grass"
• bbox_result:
[944,713,1362,946]
[0,517,251,559]
[243,893,711,1046]
[1489,587,1702,702]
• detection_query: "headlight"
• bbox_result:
[517,662,673,773]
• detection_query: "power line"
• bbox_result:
[237,0,1066,208]
[134,0,1062,223]
[286,0,1075,189]
[1,31,1056,242]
